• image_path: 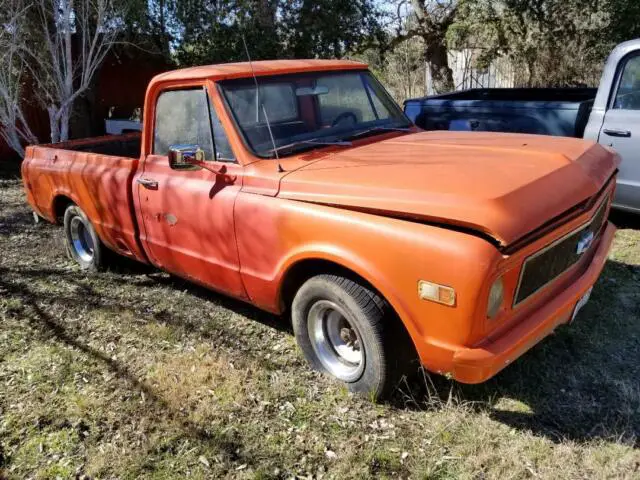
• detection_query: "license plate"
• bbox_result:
[571,287,593,323]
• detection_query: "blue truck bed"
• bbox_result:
[404,88,598,138]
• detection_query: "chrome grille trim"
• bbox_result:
[512,197,609,307]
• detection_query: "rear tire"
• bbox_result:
[63,205,106,271]
[291,274,415,400]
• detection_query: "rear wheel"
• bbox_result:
[292,274,415,400]
[63,205,106,271]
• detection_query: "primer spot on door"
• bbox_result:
[164,213,178,226]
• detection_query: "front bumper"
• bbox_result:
[450,221,616,384]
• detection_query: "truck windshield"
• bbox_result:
[219,70,411,158]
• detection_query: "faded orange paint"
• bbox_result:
[22,60,619,383]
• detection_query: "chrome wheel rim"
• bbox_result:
[308,300,365,382]
[70,217,94,263]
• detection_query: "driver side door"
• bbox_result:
[599,53,640,212]
[136,85,247,298]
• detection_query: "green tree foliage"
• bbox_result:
[117,0,179,60]
[452,0,613,87]
[280,0,385,59]
[174,0,280,64]
[377,0,640,95]
[123,0,385,66]
[606,0,640,46]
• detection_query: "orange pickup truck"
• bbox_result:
[22,60,619,399]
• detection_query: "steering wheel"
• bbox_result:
[331,111,358,128]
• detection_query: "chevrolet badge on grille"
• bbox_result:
[576,231,595,255]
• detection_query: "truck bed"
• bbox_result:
[59,132,141,158]
[404,88,597,138]
[22,132,145,261]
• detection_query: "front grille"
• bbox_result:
[514,198,608,306]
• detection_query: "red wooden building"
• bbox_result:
[0,48,170,161]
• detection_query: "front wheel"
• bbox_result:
[291,274,415,400]
[63,205,106,271]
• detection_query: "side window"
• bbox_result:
[153,88,214,159]
[209,104,235,162]
[613,55,640,110]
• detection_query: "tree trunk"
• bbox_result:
[426,40,454,94]
[1,127,25,157]
[527,58,535,87]
[409,0,456,94]
[60,107,70,142]
[48,106,59,144]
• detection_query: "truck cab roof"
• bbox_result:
[150,59,368,85]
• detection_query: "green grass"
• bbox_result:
[1,165,639,479]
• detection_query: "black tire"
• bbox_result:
[291,274,416,400]
[63,205,106,271]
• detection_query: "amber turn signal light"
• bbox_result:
[418,280,456,306]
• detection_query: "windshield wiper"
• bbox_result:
[343,126,413,141]
[267,139,352,157]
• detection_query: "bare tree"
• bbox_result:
[0,0,39,156]
[0,0,121,154]
[29,0,120,143]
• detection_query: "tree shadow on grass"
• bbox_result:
[0,160,21,180]
[53,247,291,336]
[0,211,34,236]
[0,273,268,473]
[148,272,292,334]
[72,260,640,448]
[2,255,638,451]
[0,263,290,369]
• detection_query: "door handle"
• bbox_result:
[603,129,631,138]
[137,177,159,190]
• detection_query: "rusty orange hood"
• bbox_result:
[277,131,619,247]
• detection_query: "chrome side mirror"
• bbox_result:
[168,144,205,169]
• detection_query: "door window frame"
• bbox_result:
[609,52,640,111]
[152,84,239,165]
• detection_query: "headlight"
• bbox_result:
[487,277,504,319]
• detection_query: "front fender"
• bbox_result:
[274,243,419,339]
[235,194,500,367]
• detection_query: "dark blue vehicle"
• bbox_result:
[403,87,597,137]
